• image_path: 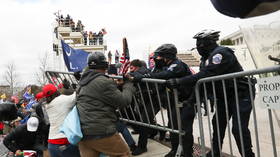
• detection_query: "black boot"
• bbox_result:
[129,144,137,152]
[132,147,147,156]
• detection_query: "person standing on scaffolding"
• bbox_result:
[88,31,93,45]
[83,31,88,45]
[93,32,98,45]
[166,30,255,157]
[98,31,103,45]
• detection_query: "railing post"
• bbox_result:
[195,83,206,157]
[173,89,184,157]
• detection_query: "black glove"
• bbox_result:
[122,74,129,82]
[71,83,77,90]
[73,71,81,80]
[62,79,71,89]
[132,73,144,82]
[166,78,181,89]
[143,73,152,78]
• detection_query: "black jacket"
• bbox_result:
[3,102,50,153]
[0,102,18,121]
[180,46,251,99]
[4,124,34,152]
[151,59,193,101]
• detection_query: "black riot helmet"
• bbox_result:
[87,51,109,69]
[193,30,220,58]
[155,44,177,60]
[193,29,220,41]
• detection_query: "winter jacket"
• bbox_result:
[77,70,136,137]
[3,123,48,153]
[46,93,76,140]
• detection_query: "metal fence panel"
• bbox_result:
[195,66,280,157]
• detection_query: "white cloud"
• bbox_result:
[0,0,279,85]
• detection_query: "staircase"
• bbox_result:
[177,53,200,67]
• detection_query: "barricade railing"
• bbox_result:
[195,65,280,157]
[45,70,186,156]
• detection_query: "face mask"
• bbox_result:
[154,59,166,68]
[196,39,216,58]
[197,47,210,58]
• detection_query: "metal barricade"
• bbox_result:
[195,66,280,157]
[45,70,185,156]
[45,70,78,89]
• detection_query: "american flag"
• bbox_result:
[101,28,107,35]
[119,38,130,74]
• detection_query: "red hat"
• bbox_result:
[35,92,45,100]
[42,84,57,97]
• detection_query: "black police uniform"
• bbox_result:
[179,46,255,157]
[150,59,195,157]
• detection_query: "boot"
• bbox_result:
[132,147,147,156]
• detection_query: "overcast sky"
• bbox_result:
[0,0,279,86]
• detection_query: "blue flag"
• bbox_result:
[61,40,89,72]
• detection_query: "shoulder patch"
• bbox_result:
[212,54,223,64]
[167,64,177,71]
[205,59,209,66]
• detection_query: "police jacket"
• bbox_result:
[179,46,249,98]
[77,69,136,137]
[151,59,193,101]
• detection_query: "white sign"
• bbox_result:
[257,75,280,109]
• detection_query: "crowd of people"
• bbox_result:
[83,29,106,46]
[0,85,50,157]
[0,29,256,157]
[55,13,106,46]
[56,14,84,32]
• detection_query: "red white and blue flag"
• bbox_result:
[119,38,130,74]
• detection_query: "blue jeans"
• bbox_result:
[116,121,135,146]
[48,143,80,157]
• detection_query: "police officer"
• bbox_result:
[134,44,195,157]
[167,30,255,157]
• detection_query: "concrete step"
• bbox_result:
[177,53,200,66]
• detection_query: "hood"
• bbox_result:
[79,69,105,87]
